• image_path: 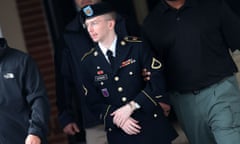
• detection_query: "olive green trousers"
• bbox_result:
[170,75,240,144]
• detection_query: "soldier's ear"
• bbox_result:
[108,19,115,30]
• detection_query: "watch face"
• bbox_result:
[135,102,141,109]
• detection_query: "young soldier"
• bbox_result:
[81,2,177,144]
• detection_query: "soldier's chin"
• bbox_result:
[92,38,98,42]
[90,36,97,42]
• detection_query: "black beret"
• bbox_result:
[81,2,114,20]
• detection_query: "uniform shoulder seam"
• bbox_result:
[124,36,142,43]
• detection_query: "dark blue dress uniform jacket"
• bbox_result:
[56,13,129,128]
[81,37,177,144]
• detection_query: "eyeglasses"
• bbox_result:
[85,18,113,28]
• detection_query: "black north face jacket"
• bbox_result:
[0,46,50,143]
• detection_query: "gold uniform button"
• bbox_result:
[94,51,98,56]
[121,41,126,46]
[121,97,127,102]
[118,87,123,92]
[108,128,112,132]
[154,114,158,118]
[129,71,133,75]
[114,76,119,81]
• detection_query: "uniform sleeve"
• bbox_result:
[82,62,117,130]
[134,43,169,113]
[23,56,50,141]
[56,41,78,128]
[220,0,240,51]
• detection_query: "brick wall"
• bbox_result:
[15,0,68,143]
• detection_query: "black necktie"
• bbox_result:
[106,50,114,68]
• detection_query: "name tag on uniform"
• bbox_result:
[95,74,108,81]
[120,58,136,68]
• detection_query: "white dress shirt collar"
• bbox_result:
[98,36,117,58]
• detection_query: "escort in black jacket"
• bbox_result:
[0,38,49,144]
[81,3,177,143]
[56,12,96,130]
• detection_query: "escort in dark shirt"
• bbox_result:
[142,0,240,92]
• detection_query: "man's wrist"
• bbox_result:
[128,101,141,111]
